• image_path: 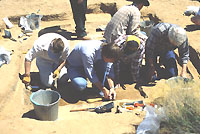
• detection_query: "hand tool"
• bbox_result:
[70,102,114,113]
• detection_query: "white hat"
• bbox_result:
[168,26,187,47]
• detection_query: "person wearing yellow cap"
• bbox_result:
[145,23,189,82]
[113,35,146,96]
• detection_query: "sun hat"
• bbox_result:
[168,26,187,47]
[126,0,150,6]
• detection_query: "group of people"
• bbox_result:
[22,0,190,100]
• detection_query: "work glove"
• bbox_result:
[22,74,31,85]
[53,69,60,79]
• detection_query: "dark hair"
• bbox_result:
[101,42,122,61]
[131,0,149,6]
[51,38,64,53]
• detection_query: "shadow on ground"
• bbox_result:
[56,82,103,104]
[19,72,45,92]
[22,110,40,120]
[38,25,76,40]
[185,24,200,32]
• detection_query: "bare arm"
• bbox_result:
[24,59,31,76]
[107,77,116,100]
[180,63,187,78]
[146,58,157,81]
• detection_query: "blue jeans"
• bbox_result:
[36,58,68,87]
[68,59,108,91]
[154,50,178,78]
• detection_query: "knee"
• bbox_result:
[71,78,87,91]
[77,83,87,91]
[40,75,54,88]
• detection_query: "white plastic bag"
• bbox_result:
[0,47,11,67]
[19,13,43,33]
[184,6,200,16]
[136,106,165,134]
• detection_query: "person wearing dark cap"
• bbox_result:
[104,0,150,43]
[145,23,189,81]
[22,33,70,88]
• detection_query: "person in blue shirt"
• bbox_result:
[66,40,122,100]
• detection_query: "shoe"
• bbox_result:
[77,36,91,40]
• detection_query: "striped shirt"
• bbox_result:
[145,23,189,64]
[104,4,141,43]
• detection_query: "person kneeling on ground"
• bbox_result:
[113,35,148,98]
[145,23,189,82]
[66,40,122,100]
[22,33,69,88]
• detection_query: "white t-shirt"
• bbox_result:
[25,33,69,64]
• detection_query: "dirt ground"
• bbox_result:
[0,0,200,133]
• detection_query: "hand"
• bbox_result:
[22,74,31,85]
[109,88,116,100]
[180,71,187,78]
[102,87,110,100]
[53,69,60,79]
[180,64,187,78]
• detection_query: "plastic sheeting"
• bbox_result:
[0,47,11,67]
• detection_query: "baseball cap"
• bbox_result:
[124,35,140,55]
[127,0,150,6]
[168,26,187,47]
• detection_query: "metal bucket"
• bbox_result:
[30,89,61,121]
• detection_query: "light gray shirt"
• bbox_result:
[67,40,113,83]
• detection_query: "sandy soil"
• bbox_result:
[0,0,200,133]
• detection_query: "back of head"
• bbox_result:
[124,35,140,55]
[127,0,150,6]
[101,42,123,61]
[51,38,64,53]
[168,26,187,47]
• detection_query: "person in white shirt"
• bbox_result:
[22,33,69,88]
